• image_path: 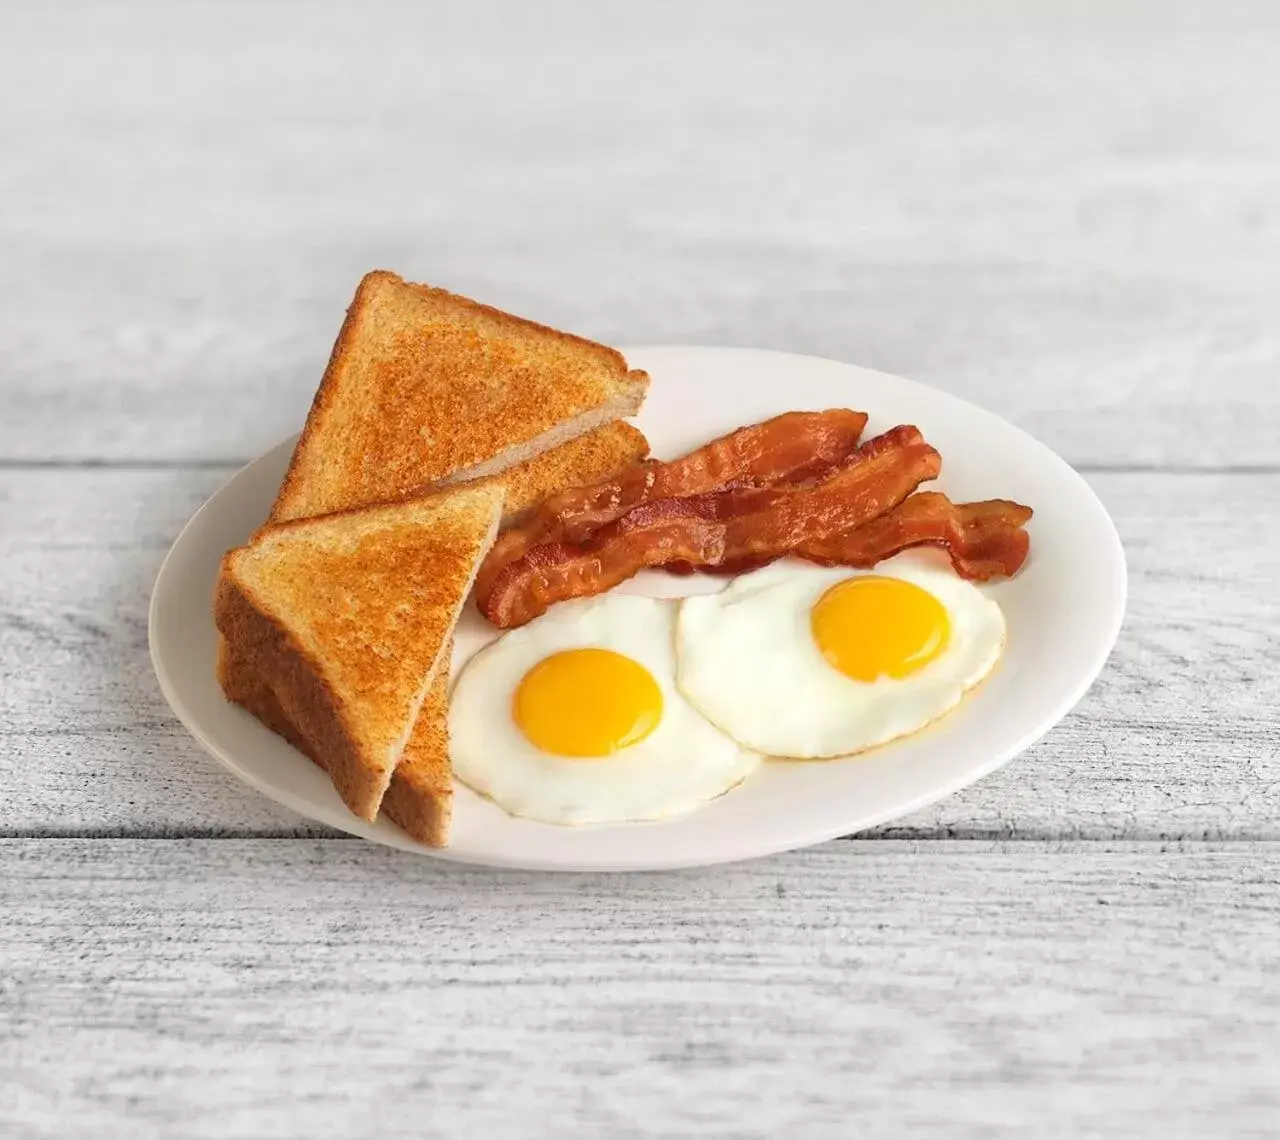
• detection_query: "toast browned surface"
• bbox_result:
[269,271,648,523]
[220,634,454,846]
[216,636,315,756]
[487,420,649,525]
[378,644,453,846]
[214,483,503,821]
[224,420,646,844]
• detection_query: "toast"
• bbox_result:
[219,635,454,845]
[378,647,453,846]
[487,420,648,525]
[215,482,504,821]
[269,270,649,523]
[223,420,647,844]
[216,636,314,757]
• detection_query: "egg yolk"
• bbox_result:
[810,576,950,682]
[513,648,663,758]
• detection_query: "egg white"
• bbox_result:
[675,555,1006,759]
[449,594,762,825]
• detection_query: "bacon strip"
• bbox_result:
[476,409,868,601]
[677,494,1032,578]
[796,492,1032,580]
[479,426,940,628]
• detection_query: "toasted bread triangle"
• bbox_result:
[220,421,647,845]
[219,634,455,845]
[269,271,648,523]
[215,483,503,821]
[378,647,453,845]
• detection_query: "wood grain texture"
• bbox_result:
[2,468,1277,838]
[1,839,1277,1139]
[2,0,1278,466]
[3,3,1278,1134]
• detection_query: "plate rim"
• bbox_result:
[149,344,1128,872]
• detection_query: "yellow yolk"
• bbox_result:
[810,576,950,682]
[513,648,663,758]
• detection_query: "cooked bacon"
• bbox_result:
[476,409,868,601]
[796,492,1032,580]
[674,495,1032,579]
[479,426,940,628]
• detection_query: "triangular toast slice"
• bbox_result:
[221,421,647,844]
[269,270,648,523]
[218,635,455,845]
[215,482,503,820]
[377,646,453,846]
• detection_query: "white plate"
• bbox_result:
[150,346,1125,871]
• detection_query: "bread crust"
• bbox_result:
[222,421,648,843]
[220,634,454,846]
[214,484,503,822]
[378,653,453,846]
[489,421,649,525]
[215,571,387,815]
[219,269,651,843]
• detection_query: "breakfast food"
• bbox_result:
[219,637,454,845]
[794,492,1033,581]
[491,421,649,525]
[449,595,761,824]
[216,636,326,758]
[476,408,869,599]
[215,482,505,821]
[378,642,454,845]
[225,421,649,841]
[675,557,1006,758]
[269,270,649,524]
[479,424,943,628]
[219,272,654,843]
[215,265,1037,848]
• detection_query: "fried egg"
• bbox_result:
[449,594,761,824]
[676,556,1005,758]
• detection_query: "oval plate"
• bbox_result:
[149,346,1125,871]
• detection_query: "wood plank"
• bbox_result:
[2,1,1278,466]
[1,469,1277,839]
[0,839,1276,1138]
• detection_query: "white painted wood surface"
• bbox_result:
[2,1,1278,1136]
[3,840,1280,1140]
[3,0,1279,468]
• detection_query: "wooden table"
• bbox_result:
[3,2,1277,1136]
